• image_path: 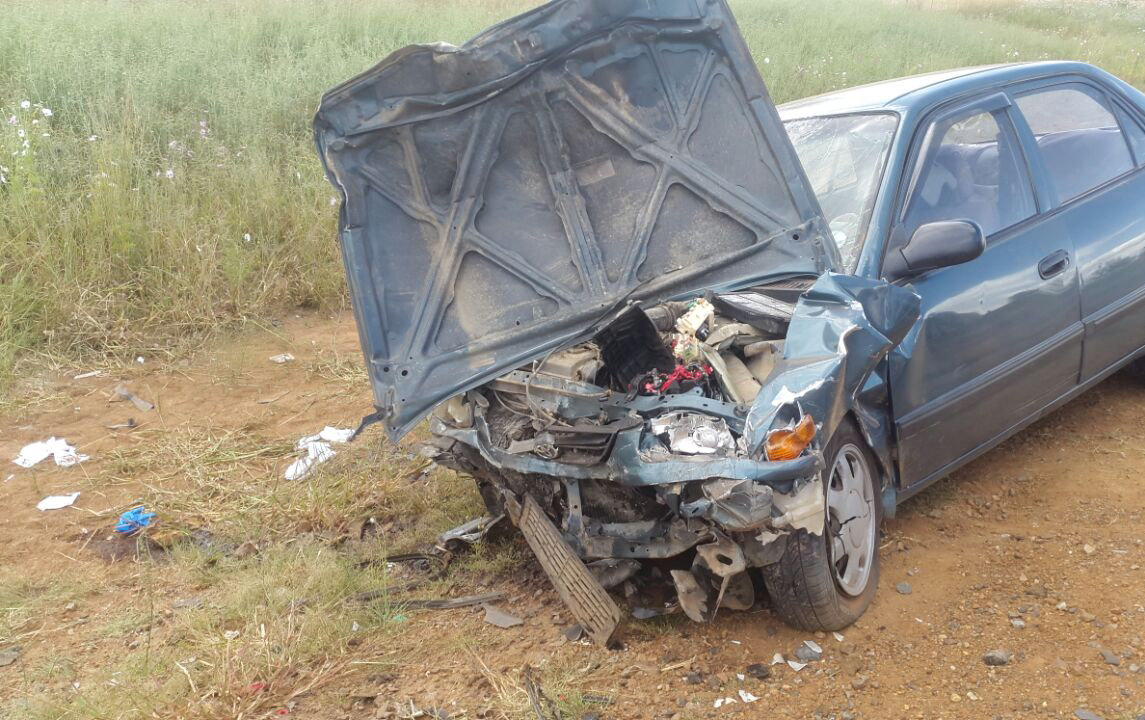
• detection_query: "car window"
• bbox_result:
[904,109,1035,238]
[1014,84,1135,202]
[784,113,897,271]
[1113,103,1145,166]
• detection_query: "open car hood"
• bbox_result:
[315,0,838,439]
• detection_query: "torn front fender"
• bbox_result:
[744,273,921,472]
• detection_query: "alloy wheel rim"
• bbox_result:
[825,443,876,596]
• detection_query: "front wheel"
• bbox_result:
[762,420,882,631]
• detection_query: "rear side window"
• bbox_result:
[904,109,1036,238]
[1015,84,1135,202]
[1113,103,1145,166]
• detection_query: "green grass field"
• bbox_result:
[1,0,1144,385]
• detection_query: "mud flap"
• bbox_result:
[517,495,622,647]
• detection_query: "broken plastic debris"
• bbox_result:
[284,426,354,480]
[804,639,822,653]
[114,384,154,412]
[73,370,101,380]
[786,659,807,672]
[737,689,759,703]
[481,603,523,629]
[770,653,785,665]
[713,697,737,709]
[269,353,295,364]
[37,492,80,511]
[14,438,89,468]
[833,631,845,642]
[115,506,156,534]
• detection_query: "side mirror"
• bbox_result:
[883,220,985,280]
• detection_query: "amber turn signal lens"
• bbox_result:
[764,414,816,461]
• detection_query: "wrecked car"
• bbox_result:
[315,0,1145,644]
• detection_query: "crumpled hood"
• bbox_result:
[315,0,837,439]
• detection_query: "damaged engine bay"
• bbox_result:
[426,280,832,644]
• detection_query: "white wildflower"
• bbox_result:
[242,232,251,242]
[7,115,16,125]
[763,57,770,64]
[88,134,99,142]
[16,128,25,138]
[164,168,175,179]
[19,100,30,109]
[41,107,52,117]
[329,196,338,206]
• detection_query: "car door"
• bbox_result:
[886,92,1083,490]
[1009,80,1145,383]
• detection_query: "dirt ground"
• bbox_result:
[2,310,1143,720]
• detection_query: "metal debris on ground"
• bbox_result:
[36,492,81,511]
[384,592,506,610]
[14,438,88,468]
[268,353,295,364]
[284,426,354,480]
[115,506,156,534]
[521,665,561,720]
[435,514,505,553]
[481,603,523,629]
[105,419,137,431]
[114,383,155,412]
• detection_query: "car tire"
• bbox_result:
[762,419,882,631]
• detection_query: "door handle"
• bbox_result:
[1038,249,1070,279]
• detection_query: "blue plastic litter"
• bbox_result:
[115,506,156,534]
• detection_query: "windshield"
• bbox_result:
[784,113,898,270]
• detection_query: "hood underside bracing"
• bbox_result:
[315,0,838,439]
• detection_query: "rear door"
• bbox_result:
[1009,79,1145,383]
[887,93,1083,489]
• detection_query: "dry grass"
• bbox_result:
[4,408,493,718]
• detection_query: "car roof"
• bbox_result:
[777,61,1110,119]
